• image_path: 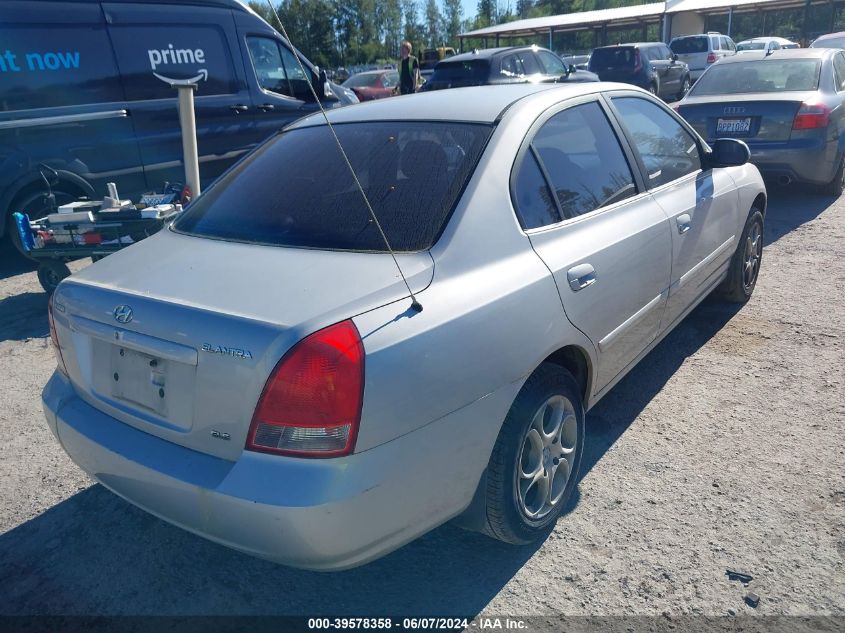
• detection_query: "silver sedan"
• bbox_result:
[42,83,766,570]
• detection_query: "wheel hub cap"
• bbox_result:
[517,395,579,520]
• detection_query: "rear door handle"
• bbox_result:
[229,104,249,114]
[567,263,597,292]
[676,213,692,234]
[257,103,275,112]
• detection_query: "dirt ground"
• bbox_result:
[0,186,842,620]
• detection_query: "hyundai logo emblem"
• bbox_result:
[113,305,134,324]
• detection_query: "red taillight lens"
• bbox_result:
[706,52,717,64]
[793,102,831,130]
[246,320,364,458]
[47,295,68,376]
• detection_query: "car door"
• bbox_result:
[608,93,741,330]
[513,97,673,391]
[663,45,684,93]
[104,2,258,191]
[647,45,672,97]
[237,28,323,143]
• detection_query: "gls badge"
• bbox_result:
[201,343,253,360]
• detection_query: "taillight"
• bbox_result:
[47,295,68,376]
[793,102,831,130]
[246,320,364,458]
[706,52,717,64]
[633,49,642,73]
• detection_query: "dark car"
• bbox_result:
[589,43,690,101]
[419,46,598,92]
[675,48,845,194]
[342,70,399,101]
[0,0,356,254]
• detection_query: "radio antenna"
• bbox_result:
[262,0,422,313]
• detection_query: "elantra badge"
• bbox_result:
[113,305,133,324]
[202,343,253,360]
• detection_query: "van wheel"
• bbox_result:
[6,186,78,257]
[821,156,845,196]
[717,208,764,303]
[37,261,71,294]
[483,364,585,544]
[648,81,659,96]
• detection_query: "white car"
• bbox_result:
[737,37,800,54]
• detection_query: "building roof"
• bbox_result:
[460,2,666,39]
[665,0,788,13]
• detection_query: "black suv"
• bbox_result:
[419,45,598,91]
[588,43,690,101]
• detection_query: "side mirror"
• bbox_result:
[672,53,679,62]
[707,138,750,167]
[319,68,334,100]
[568,64,576,74]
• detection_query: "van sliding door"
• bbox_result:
[103,3,259,193]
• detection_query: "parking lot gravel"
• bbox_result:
[0,186,842,619]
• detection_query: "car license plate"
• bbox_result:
[111,345,168,415]
[716,117,751,134]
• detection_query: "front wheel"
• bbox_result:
[482,364,585,544]
[677,76,691,100]
[717,208,764,303]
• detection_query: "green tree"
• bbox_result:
[403,0,425,50]
[424,0,443,46]
[443,0,463,47]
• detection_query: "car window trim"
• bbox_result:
[509,94,647,234]
[603,90,707,191]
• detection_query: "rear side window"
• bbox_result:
[431,60,489,83]
[109,25,237,100]
[670,37,708,54]
[175,122,492,251]
[613,97,701,188]
[531,101,637,218]
[690,59,822,95]
[513,150,560,229]
[0,25,122,111]
[834,54,845,91]
[500,54,526,77]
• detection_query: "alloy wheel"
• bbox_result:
[516,395,578,520]
[743,219,763,291]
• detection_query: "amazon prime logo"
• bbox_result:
[113,304,133,324]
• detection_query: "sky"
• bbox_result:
[461,0,477,23]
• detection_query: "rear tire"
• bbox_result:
[37,260,71,294]
[821,155,845,196]
[483,364,585,544]
[717,208,764,303]
[648,80,659,96]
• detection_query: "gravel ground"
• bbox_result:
[0,187,843,620]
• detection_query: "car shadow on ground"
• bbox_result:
[0,292,49,342]
[1,298,744,617]
[763,183,833,245]
[0,244,37,282]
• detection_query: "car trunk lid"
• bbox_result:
[678,93,815,142]
[52,229,433,461]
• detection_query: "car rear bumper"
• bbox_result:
[42,371,517,571]
[743,138,839,185]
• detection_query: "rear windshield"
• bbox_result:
[342,74,379,88]
[589,47,636,70]
[811,36,845,49]
[174,122,492,252]
[430,60,490,82]
[737,41,766,51]
[670,36,709,54]
[689,59,822,95]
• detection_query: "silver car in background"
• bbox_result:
[670,32,737,81]
[43,83,766,570]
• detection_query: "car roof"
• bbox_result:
[594,42,663,50]
[716,48,833,63]
[24,0,252,9]
[443,46,553,63]
[288,83,629,128]
[350,69,394,76]
[814,31,845,41]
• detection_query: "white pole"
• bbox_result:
[176,84,201,198]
